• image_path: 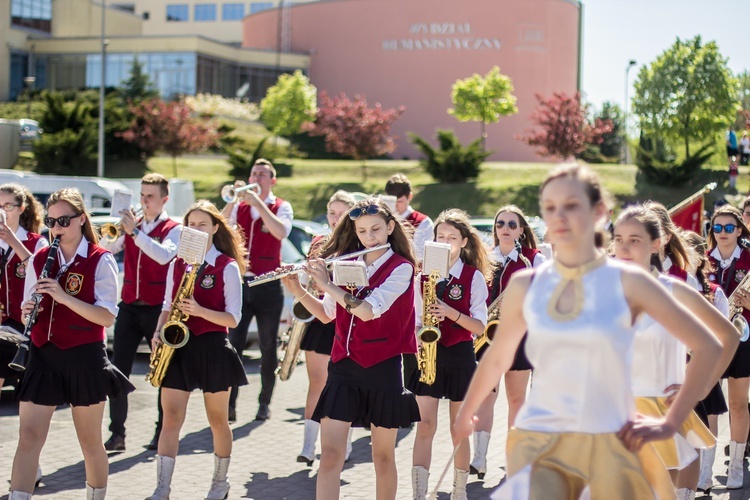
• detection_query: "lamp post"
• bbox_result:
[97,0,108,178]
[23,76,36,117]
[623,59,637,165]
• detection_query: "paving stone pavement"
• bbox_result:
[1,352,750,499]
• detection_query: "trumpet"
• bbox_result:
[100,206,143,243]
[221,183,261,203]
[246,244,391,287]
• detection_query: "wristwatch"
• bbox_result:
[131,228,140,238]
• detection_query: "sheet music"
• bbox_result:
[423,241,451,279]
[109,190,133,218]
[178,227,209,264]
[332,261,369,287]
[379,195,397,214]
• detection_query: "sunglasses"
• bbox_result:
[44,214,82,228]
[349,204,380,220]
[495,220,519,230]
[713,223,737,234]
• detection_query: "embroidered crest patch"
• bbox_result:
[15,262,26,279]
[737,270,746,283]
[200,274,216,289]
[65,273,84,295]
[448,284,464,301]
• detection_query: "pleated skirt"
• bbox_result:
[407,340,476,402]
[299,319,334,356]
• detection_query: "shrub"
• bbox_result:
[409,129,491,183]
[636,133,714,186]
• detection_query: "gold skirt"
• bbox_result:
[634,396,716,470]
[502,428,675,500]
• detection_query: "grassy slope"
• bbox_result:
[142,157,740,220]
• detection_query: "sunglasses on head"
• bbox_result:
[713,223,737,234]
[44,214,81,228]
[349,204,380,220]
[495,220,519,230]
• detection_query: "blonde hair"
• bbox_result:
[46,188,98,244]
[184,200,247,275]
[327,190,356,210]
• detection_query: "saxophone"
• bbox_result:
[417,270,442,385]
[474,240,531,354]
[276,281,315,381]
[146,263,201,387]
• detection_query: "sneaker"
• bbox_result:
[104,433,125,452]
[255,403,270,421]
[146,430,160,451]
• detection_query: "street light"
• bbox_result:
[23,76,36,117]
[97,0,108,178]
[623,59,637,165]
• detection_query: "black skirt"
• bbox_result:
[408,341,476,402]
[723,339,750,379]
[312,355,420,429]
[161,331,248,393]
[299,319,334,355]
[695,381,728,425]
[0,318,24,379]
[510,334,533,371]
[18,341,135,407]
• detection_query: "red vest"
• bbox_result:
[1,232,43,324]
[170,254,233,335]
[487,246,540,303]
[31,243,109,349]
[422,262,476,346]
[667,264,688,282]
[332,253,416,367]
[122,217,180,306]
[405,210,428,229]
[708,246,750,322]
[237,198,285,275]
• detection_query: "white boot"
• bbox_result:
[86,483,107,500]
[451,468,469,500]
[675,488,695,500]
[345,427,354,462]
[469,431,491,479]
[205,455,230,500]
[297,419,319,466]
[697,446,715,492]
[8,492,32,500]
[147,455,175,500]
[412,465,429,500]
[35,465,42,487]
[727,440,746,489]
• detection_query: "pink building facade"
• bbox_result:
[242,0,582,161]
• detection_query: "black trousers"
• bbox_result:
[108,302,164,438]
[229,280,284,408]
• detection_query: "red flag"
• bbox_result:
[669,196,704,234]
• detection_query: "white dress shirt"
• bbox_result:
[491,245,546,268]
[228,191,293,238]
[99,211,182,265]
[23,237,120,317]
[162,244,243,325]
[400,206,433,261]
[322,248,412,320]
[414,259,488,328]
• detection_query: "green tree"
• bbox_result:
[448,66,518,150]
[260,70,317,154]
[632,36,739,159]
[119,57,158,102]
[734,70,750,130]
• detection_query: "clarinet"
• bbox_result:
[9,236,61,371]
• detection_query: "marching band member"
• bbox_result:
[385,174,433,262]
[282,198,420,500]
[644,201,701,291]
[147,200,246,500]
[469,205,546,481]
[455,164,724,499]
[297,190,356,466]
[705,205,750,489]
[0,183,48,390]
[223,159,294,422]
[613,206,736,499]
[10,188,131,500]
[408,209,489,500]
[101,173,181,452]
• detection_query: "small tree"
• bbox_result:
[734,70,750,131]
[120,99,220,177]
[119,57,158,102]
[305,91,405,182]
[260,70,317,154]
[448,66,518,150]
[517,91,613,160]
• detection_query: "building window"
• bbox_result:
[166,4,189,21]
[194,4,217,21]
[10,0,52,33]
[250,2,273,14]
[222,3,244,21]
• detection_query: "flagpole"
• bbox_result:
[667,182,717,216]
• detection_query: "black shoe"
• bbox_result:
[104,433,125,452]
[228,406,237,423]
[255,403,270,421]
[146,431,160,451]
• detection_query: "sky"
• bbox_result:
[581,0,749,111]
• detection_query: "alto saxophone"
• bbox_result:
[276,281,315,381]
[146,263,201,388]
[417,270,442,385]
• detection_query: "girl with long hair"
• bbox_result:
[148,200,247,500]
[613,206,737,499]
[469,205,546,481]
[9,188,132,500]
[297,190,356,466]
[455,164,725,498]
[282,197,420,500]
[644,201,701,289]
[408,208,489,500]
[704,204,750,489]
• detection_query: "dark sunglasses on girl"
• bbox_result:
[44,214,81,228]
[495,220,518,230]
[713,223,737,234]
[349,204,380,220]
